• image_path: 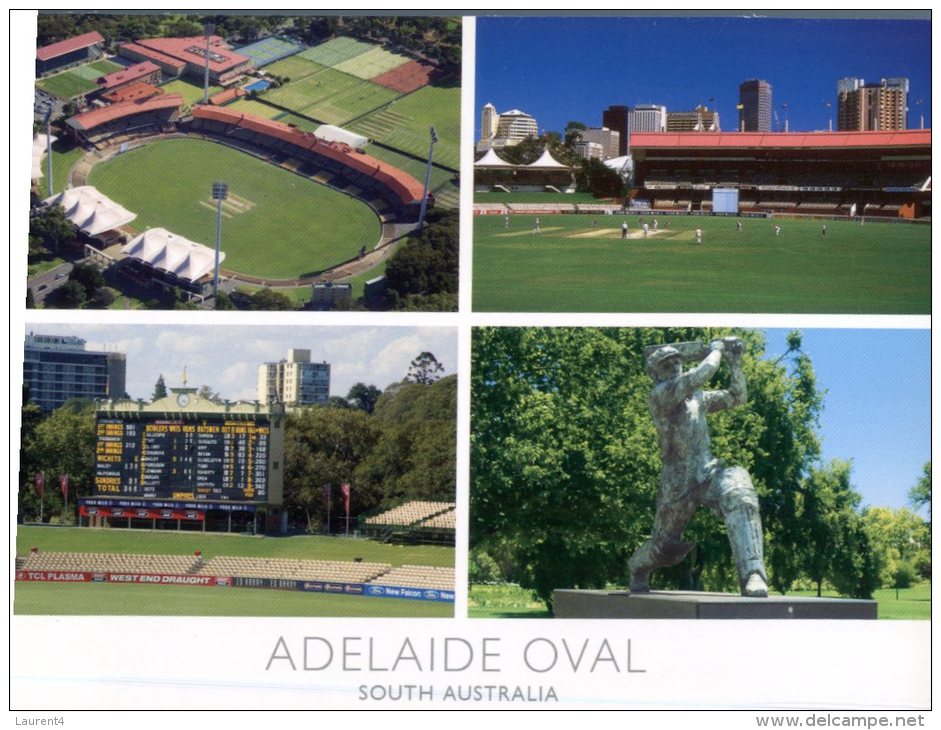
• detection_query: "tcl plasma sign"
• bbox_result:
[95,417,269,501]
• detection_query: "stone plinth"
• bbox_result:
[552,590,877,619]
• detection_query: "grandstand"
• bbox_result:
[17,549,455,593]
[66,94,184,147]
[630,130,931,219]
[364,500,456,544]
[186,106,426,219]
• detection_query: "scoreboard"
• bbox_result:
[95,416,270,502]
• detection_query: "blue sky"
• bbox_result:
[763,328,929,515]
[476,15,931,137]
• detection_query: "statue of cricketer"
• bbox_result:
[628,337,769,597]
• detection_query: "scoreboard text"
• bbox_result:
[95,417,270,501]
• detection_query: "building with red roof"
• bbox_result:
[629,130,931,218]
[36,31,106,75]
[188,106,425,216]
[101,82,163,105]
[97,61,162,91]
[119,35,252,85]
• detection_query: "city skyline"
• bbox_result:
[476,15,931,139]
[20,324,457,404]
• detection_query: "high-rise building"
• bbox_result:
[602,105,631,155]
[603,105,667,155]
[631,105,668,133]
[479,102,498,145]
[577,127,620,159]
[257,349,330,407]
[666,105,720,132]
[23,333,126,413]
[837,77,909,131]
[739,79,772,132]
[476,104,538,151]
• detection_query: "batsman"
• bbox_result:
[629,337,769,597]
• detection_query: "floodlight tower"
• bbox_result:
[44,106,53,198]
[418,126,438,232]
[203,22,214,105]
[212,181,228,304]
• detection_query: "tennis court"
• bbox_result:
[298,36,374,67]
[333,45,410,80]
[235,36,304,67]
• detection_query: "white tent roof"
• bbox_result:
[526,149,571,169]
[121,228,223,283]
[31,133,57,181]
[474,148,514,167]
[44,185,136,235]
[315,124,369,150]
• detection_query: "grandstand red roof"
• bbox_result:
[133,36,250,74]
[191,106,425,204]
[209,87,246,105]
[37,31,105,62]
[119,42,186,71]
[101,81,162,104]
[98,62,160,90]
[630,129,931,150]
[67,94,184,132]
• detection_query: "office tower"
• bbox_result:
[739,79,773,132]
[837,77,909,131]
[24,333,126,412]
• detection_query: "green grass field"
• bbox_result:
[160,78,222,106]
[472,214,930,313]
[468,582,930,619]
[38,59,122,98]
[349,84,461,170]
[87,138,381,278]
[333,45,409,80]
[15,526,454,617]
[264,56,327,82]
[265,67,398,125]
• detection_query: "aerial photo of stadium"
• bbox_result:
[16,324,457,617]
[472,16,930,314]
[28,14,460,311]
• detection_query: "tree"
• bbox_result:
[46,280,87,309]
[347,383,382,414]
[197,385,224,404]
[18,385,46,522]
[863,506,930,585]
[470,328,827,609]
[407,352,444,385]
[29,205,77,253]
[283,408,381,531]
[247,288,295,311]
[384,209,458,311]
[354,376,456,506]
[152,375,168,401]
[26,288,36,308]
[908,462,931,520]
[29,400,97,523]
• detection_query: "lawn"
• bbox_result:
[472,214,930,314]
[14,582,452,617]
[45,142,84,195]
[264,67,397,124]
[37,59,122,98]
[264,56,327,82]
[15,526,453,617]
[86,138,381,279]
[349,83,461,170]
[160,78,222,106]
